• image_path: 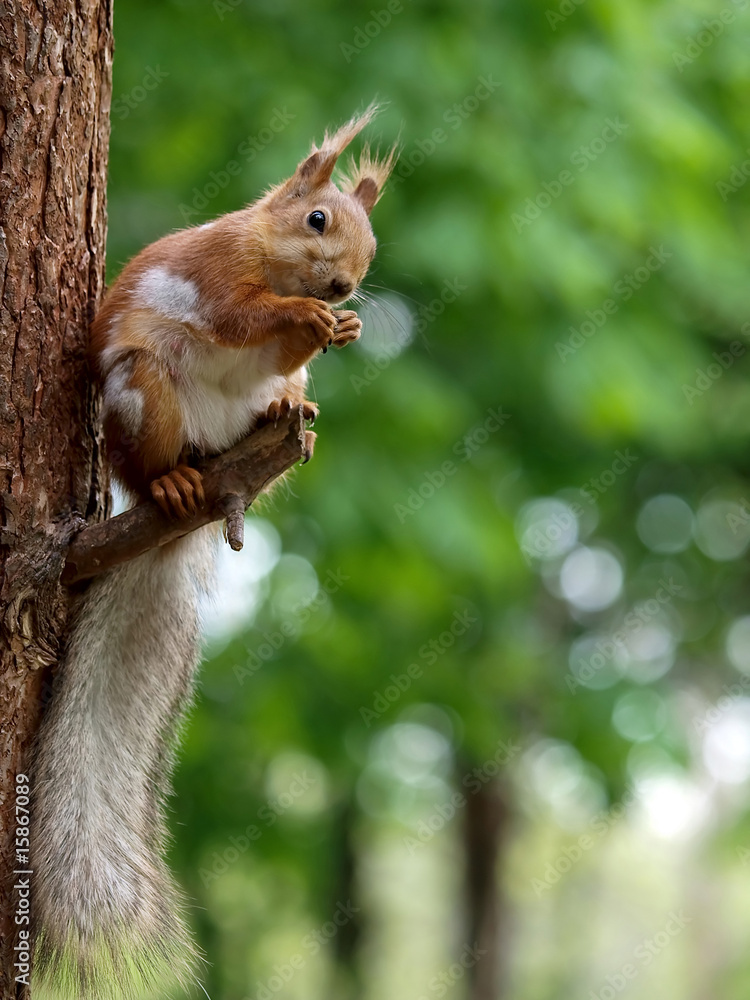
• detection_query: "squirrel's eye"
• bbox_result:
[307,211,326,234]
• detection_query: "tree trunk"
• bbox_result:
[0,2,112,996]
[463,777,511,1000]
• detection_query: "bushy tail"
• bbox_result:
[31,528,218,1000]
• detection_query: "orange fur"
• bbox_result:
[104,351,184,497]
[92,107,396,512]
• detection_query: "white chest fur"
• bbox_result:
[104,265,303,455]
[170,332,291,454]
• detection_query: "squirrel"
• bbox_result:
[30,105,396,1000]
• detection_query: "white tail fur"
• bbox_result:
[31,527,219,999]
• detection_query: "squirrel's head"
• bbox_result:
[257,105,396,305]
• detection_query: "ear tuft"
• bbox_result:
[315,101,383,162]
[339,141,399,215]
[280,102,387,197]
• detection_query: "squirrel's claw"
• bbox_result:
[263,397,293,425]
[260,398,318,427]
[302,430,317,464]
[301,400,319,424]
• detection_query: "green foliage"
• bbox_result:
[109,0,750,996]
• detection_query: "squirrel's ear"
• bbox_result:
[351,177,380,214]
[281,104,385,198]
[288,150,339,195]
[342,143,398,215]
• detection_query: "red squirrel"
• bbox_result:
[92,103,394,516]
[31,107,396,1000]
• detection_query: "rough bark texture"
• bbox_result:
[0,2,112,996]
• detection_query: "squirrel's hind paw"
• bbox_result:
[260,398,319,426]
[150,465,205,519]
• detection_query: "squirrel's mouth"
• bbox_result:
[320,290,352,306]
[303,280,355,306]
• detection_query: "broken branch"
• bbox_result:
[62,408,314,585]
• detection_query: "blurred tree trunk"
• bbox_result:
[0,2,112,997]
[463,778,511,1000]
[330,797,363,999]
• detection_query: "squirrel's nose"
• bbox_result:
[328,278,353,300]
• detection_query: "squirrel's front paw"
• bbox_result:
[331,309,362,347]
[295,298,337,349]
[150,465,205,519]
[260,397,319,425]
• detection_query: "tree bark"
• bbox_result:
[0,2,112,996]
